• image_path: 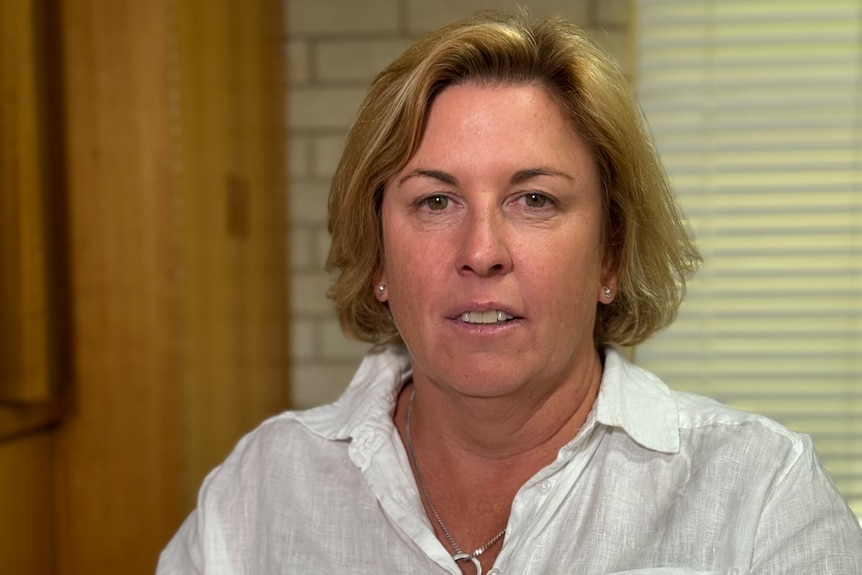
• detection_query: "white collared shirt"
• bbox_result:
[157,346,862,574]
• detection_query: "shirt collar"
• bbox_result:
[296,344,680,455]
[594,347,681,454]
[293,344,412,441]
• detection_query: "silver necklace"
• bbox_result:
[404,389,506,575]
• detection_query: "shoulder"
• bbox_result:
[670,388,814,487]
[668,393,862,568]
[196,412,346,512]
[668,389,862,554]
[195,344,411,506]
[156,414,341,573]
[602,347,808,467]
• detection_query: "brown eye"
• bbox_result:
[423,195,449,210]
[523,193,549,208]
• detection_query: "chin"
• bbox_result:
[443,364,537,398]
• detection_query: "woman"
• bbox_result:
[158,12,862,574]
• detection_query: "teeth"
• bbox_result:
[459,310,515,324]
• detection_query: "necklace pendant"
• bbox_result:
[452,553,483,575]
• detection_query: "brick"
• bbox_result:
[321,318,373,360]
[287,40,310,85]
[406,0,592,33]
[287,0,400,36]
[289,226,314,269]
[290,271,336,315]
[315,39,414,82]
[312,134,347,179]
[313,227,333,269]
[291,362,362,408]
[290,87,368,130]
[291,318,317,361]
[289,181,331,225]
[289,135,310,179]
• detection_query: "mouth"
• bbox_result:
[458,310,516,324]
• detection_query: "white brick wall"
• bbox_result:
[286,0,633,408]
[405,0,590,33]
[287,0,401,35]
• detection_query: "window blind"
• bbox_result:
[634,0,862,519]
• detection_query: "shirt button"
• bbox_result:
[537,480,552,493]
[488,569,501,575]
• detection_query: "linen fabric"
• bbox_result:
[157,345,862,574]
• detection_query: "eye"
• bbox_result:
[421,195,449,210]
[522,192,550,208]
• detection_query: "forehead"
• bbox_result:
[424,81,570,130]
[400,82,595,179]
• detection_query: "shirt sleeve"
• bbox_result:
[156,510,205,574]
[750,434,862,574]
[153,422,274,575]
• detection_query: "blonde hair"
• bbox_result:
[326,11,701,347]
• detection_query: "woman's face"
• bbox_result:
[377,83,615,399]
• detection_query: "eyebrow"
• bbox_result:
[510,167,574,184]
[397,166,574,187]
[398,169,458,186]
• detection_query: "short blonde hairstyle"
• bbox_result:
[326,11,701,347]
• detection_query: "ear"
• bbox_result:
[373,268,388,303]
[598,245,618,304]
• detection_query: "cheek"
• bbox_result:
[528,233,603,296]
[382,232,440,302]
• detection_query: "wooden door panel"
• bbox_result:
[0,1,64,569]
[0,431,56,575]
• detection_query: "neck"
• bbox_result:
[394,347,605,571]
[397,347,604,467]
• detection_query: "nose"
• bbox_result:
[456,208,513,277]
